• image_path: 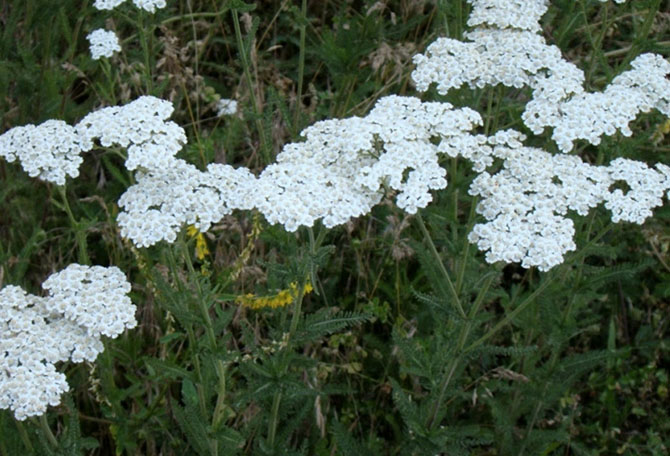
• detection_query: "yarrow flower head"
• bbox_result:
[466,0,549,33]
[41,265,136,339]
[0,265,136,420]
[251,95,482,232]
[93,0,126,10]
[411,0,649,152]
[87,28,121,60]
[0,96,187,185]
[76,96,187,171]
[464,134,670,270]
[0,120,86,185]
[216,98,238,117]
[117,160,257,247]
[93,0,166,12]
[131,0,167,13]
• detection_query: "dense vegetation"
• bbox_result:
[1,0,670,454]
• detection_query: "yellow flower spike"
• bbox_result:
[231,212,264,280]
[186,225,210,261]
[236,280,314,310]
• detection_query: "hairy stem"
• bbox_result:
[38,414,58,448]
[56,185,89,265]
[267,228,322,447]
[426,272,496,430]
[179,238,229,437]
[416,212,466,319]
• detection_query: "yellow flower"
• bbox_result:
[651,117,670,145]
[186,225,210,261]
[236,281,314,310]
[231,212,263,280]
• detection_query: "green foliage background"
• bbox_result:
[1,0,670,455]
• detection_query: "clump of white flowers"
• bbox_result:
[0,265,136,420]
[93,0,166,12]
[92,0,126,9]
[87,28,121,60]
[5,0,670,273]
[0,120,85,185]
[110,95,480,243]
[114,95,482,240]
[256,95,481,231]
[0,96,186,185]
[76,96,187,171]
[465,138,670,270]
[466,0,549,33]
[131,0,167,13]
[117,160,256,247]
[253,96,481,231]
[412,0,655,152]
[216,98,238,117]
[536,53,670,151]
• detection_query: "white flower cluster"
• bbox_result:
[216,99,238,117]
[93,0,166,12]
[0,120,85,185]
[532,53,670,151]
[0,96,186,185]
[412,0,655,152]
[90,0,167,61]
[0,265,136,420]
[254,96,481,231]
[93,0,126,9]
[466,0,549,33]
[76,96,186,171]
[464,136,670,270]
[131,0,167,13]
[87,28,121,60]
[7,0,669,274]
[115,95,482,242]
[117,160,256,247]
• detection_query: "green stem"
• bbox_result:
[426,356,459,429]
[483,86,495,136]
[137,10,153,93]
[292,0,307,135]
[586,1,609,85]
[231,8,270,163]
[456,196,479,296]
[268,227,320,447]
[57,186,89,265]
[465,270,558,354]
[185,324,209,419]
[178,239,229,435]
[211,363,228,428]
[267,278,307,448]
[619,0,661,69]
[416,212,466,319]
[456,0,463,39]
[267,390,283,448]
[99,58,117,105]
[425,272,496,429]
[15,421,34,453]
[38,414,58,448]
